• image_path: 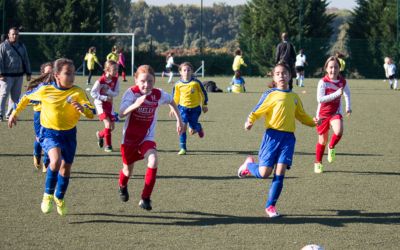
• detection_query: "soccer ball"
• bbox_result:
[301,244,324,250]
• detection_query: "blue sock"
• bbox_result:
[265,175,285,207]
[33,140,42,157]
[179,132,187,150]
[55,174,70,199]
[45,168,58,195]
[248,163,262,178]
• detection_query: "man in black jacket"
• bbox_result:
[275,32,296,90]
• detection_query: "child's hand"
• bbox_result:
[244,120,253,130]
[313,117,321,125]
[202,106,208,113]
[346,109,352,117]
[176,121,184,135]
[338,87,344,95]
[135,95,147,107]
[71,101,84,112]
[8,114,17,128]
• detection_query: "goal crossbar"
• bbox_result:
[20,32,135,77]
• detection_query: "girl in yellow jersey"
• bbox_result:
[171,62,208,155]
[8,58,95,216]
[237,62,318,218]
[84,46,102,85]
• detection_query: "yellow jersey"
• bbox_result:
[248,89,315,132]
[12,82,94,130]
[84,52,100,70]
[172,78,208,108]
[232,55,247,71]
[106,52,119,62]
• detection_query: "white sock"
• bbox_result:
[394,79,398,89]
[168,72,174,83]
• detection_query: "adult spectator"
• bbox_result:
[275,32,296,90]
[0,27,31,121]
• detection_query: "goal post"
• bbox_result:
[20,32,135,77]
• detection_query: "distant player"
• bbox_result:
[335,52,346,77]
[118,48,127,82]
[162,52,178,84]
[314,56,351,174]
[8,58,95,216]
[237,62,317,218]
[171,62,208,155]
[84,46,102,85]
[106,45,119,62]
[232,49,247,76]
[383,57,398,90]
[295,49,307,87]
[117,65,183,211]
[228,70,246,93]
[90,60,120,152]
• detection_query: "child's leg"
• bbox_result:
[168,71,174,83]
[179,124,188,150]
[87,70,93,84]
[45,147,63,195]
[394,78,398,89]
[316,131,329,162]
[141,149,158,200]
[33,137,42,159]
[329,118,343,149]
[265,164,286,208]
[120,163,134,188]
[55,161,71,200]
[102,118,113,147]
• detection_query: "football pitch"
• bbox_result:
[1,76,399,249]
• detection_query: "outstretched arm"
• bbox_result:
[168,100,184,135]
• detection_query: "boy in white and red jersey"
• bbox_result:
[314,56,351,173]
[118,65,183,210]
[90,60,120,152]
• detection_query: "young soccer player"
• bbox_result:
[90,60,120,152]
[171,62,208,155]
[228,70,246,93]
[314,56,352,174]
[106,46,119,62]
[118,65,183,210]
[84,47,102,85]
[118,48,127,82]
[232,49,247,75]
[295,49,307,87]
[237,62,318,218]
[162,52,178,84]
[8,58,95,216]
[31,62,53,172]
[384,57,398,90]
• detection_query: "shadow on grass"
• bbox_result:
[68,209,400,227]
[71,171,296,180]
[324,170,400,176]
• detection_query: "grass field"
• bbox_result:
[1,76,399,249]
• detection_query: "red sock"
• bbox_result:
[98,128,106,138]
[119,169,130,187]
[104,128,112,147]
[141,168,157,199]
[122,71,126,81]
[329,134,342,149]
[316,143,326,162]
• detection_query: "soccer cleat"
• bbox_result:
[314,162,324,174]
[177,148,186,155]
[198,128,205,138]
[265,205,280,218]
[33,155,41,170]
[237,156,255,178]
[54,196,67,216]
[96,131,104,148]
[119,186,129,202]
[104,146,113,153]
[139,198,152,211]
[327,148,336,163]
[41,193,54,214]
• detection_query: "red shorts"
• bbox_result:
[316,114,342,135]
[99,112,116,121]
[99,102,115,121]
[120,141,157,165]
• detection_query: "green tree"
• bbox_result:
[239,0,334,75]
[348,0,399,78]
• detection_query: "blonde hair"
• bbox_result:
[135,65,155,79]
[324,56,341,71]
[104,60,118,72]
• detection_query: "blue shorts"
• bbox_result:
[179,105,202,131]
[33,111,41,137]
[258,129,296,168]
[39,127,77,164]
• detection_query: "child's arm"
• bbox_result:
[294,96,317,127]
[119,93,146,118]
[90,81,110,101]
[247,90,272,125]
[343,82,352,116]
[317,80,343,103]
[198,80,208,113]
[172,84,180,107]
[168,100,184,135]
[106,80,120,98]
[240,57,247,67]
[74,89,95,119]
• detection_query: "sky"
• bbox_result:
[142,0,357,9]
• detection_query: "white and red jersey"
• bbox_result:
[119,86,172,146]
[316,75,351,119]
[90,74,120,115]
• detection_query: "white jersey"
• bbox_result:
[387,64,396,76]
[166,57,174,68]
[295,54,306,67]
